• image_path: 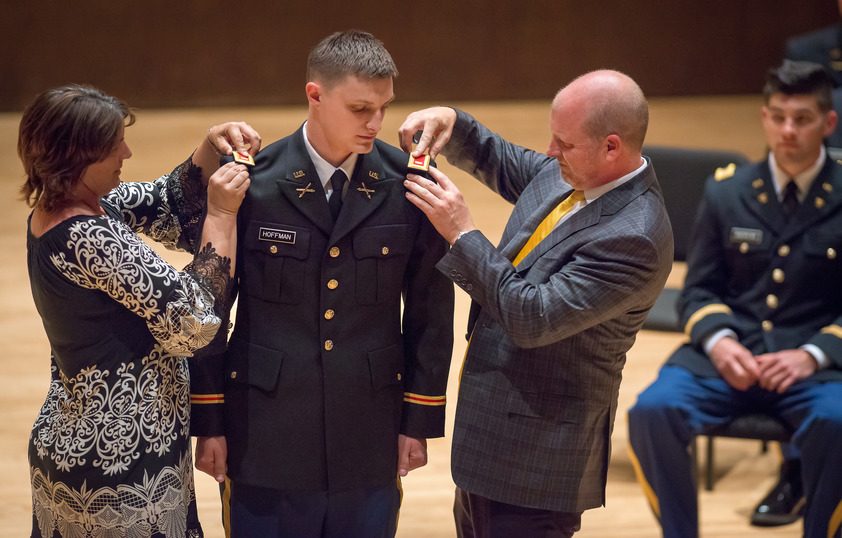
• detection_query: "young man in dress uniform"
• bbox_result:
[189,30,454,537]
[628,60,842,538]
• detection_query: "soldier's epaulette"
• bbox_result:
[714,163,737,181]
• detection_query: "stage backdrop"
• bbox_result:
[1,0,836,111]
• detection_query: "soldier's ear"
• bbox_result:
[306,82,322,105]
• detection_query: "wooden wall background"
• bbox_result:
[1,0,837,111]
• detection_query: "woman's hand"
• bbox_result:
[194,121,261,185]
[206,162,250,218]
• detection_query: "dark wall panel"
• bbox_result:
[1,0,837,111]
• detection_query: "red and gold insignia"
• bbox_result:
[233,150,255,166]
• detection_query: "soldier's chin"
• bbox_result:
[356,141,376,154]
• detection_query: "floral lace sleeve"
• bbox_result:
[102,157,205,254]
[50,216,232,356]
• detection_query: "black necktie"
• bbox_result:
[328,170,345,221]
[781,180,799,220]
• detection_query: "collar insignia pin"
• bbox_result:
[296,183,316,198]
[357,182,376,200]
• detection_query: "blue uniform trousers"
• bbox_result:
[221,478,402,538]
[628,365,842,538]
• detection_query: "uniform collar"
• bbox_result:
[768,146,826,202]
[302,121,358,191]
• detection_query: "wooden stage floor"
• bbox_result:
[0,97,803,536]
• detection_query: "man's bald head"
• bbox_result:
[553,70,649,154]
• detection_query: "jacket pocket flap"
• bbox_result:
[368,343,405,390]
[353,225,411,258]
[505,391,583,424]
[226,337,284,392]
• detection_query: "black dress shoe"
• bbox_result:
[750,460,805,527]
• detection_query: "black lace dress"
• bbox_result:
[27,159,231,538]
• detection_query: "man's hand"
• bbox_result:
[398,434,428,477]
[398,107,457,161]
[208,121,263,157]
[709,336,760,391]
[756,349,818,393]
[404,166,475,245]
[195,436,228,483]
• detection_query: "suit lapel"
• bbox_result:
[274,127,333,236]
[499,174,568,261]
[509,164,659,271]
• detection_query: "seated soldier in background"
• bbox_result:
[628,60,842,538]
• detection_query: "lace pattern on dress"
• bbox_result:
[184,243,234,316]
[31,450,201,538]
[104,158,205,253]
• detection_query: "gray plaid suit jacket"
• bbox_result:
[438,110,674,512]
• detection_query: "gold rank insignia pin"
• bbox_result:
[408,153,431,172]
[408,131,431,172]
[296,183,316,198]
[752,178,764,189]
[714,163,737,181]
[233,150,255,166]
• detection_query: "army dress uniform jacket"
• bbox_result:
[190,125,454,492]
[439,110,674,512]
[668,155,842,381]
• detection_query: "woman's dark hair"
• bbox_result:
[18,85,135,212]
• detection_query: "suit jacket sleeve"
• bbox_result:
[678,173,737,347]
[400,211,454,438]
[444,108,555,203]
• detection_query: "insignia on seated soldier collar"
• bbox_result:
[714,163,737,181]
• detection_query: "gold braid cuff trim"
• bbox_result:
[684,303,733,336]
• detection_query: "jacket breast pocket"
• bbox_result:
[723,227,772,289]
[353,225,412,305]
[803,230,842,263]
[241,221,310,304]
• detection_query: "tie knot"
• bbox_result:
[569,190,585,202]
[783,180,799,198]
[330,170,346,192]
[781,180,799,219]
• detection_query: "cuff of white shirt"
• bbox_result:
[703,328,739,356]
[801,343,830,369]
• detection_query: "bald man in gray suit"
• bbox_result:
[400,70,673,537]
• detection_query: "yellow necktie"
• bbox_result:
[512,190,584,267]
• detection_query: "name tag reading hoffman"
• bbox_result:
[259,227,296,244]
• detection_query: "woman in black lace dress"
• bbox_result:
[18,85,259,537]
